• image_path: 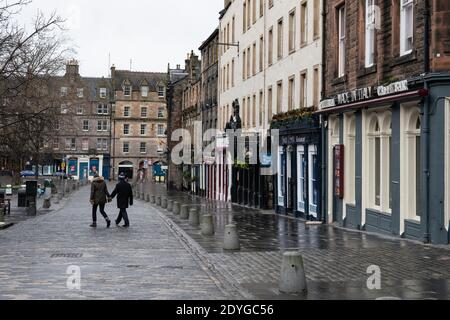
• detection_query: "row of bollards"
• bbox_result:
[143,192,307,295]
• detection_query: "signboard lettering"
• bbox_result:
[320,80,409,109]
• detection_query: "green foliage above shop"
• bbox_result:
[270,107,317,129]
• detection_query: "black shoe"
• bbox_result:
[106,219,111,228]
[122,224,130,228]
[90,223,97,228]
[115,220,120,226]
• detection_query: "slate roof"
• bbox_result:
[113,70,166,92]
[82,77,112,101]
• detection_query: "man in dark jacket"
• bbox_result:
[110,173,133,228]
[90,175,112,228]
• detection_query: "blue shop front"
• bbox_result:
[274,113,322,221]
[318,75,450,245]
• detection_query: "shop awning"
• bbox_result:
[315,89,429,115]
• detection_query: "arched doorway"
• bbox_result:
[118,161,134,180]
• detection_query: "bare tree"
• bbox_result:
[0,0,74,179]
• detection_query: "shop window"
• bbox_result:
[367,112,391,212]
[445,99,450,228]
[345,114,356,205]
[328,117,340,221]
[400,106,421,222]
[278,147,285,206]
[366,111,392,214]
[297,146,306,213]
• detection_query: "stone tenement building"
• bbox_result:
[318,0,450,244]
[181,52,202,193]
[166,64,189,191]
[110,67,167,181]
[199,28,219,199]
[52,60,113,180]
[218,0,323,211]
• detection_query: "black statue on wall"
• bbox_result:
[225,99,242,130]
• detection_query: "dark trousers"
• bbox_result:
[116,208,130,226]
[92,204,109,222]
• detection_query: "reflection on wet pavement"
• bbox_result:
[142,183,450,300]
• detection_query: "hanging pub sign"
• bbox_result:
[320,80,409,109]
[334,145,344,199]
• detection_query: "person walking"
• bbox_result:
[90,174,112,228]
[110,173,133,228]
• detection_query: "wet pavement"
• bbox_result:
[0,183,230,300]
[1,180,449,300]
[139,182,450,300]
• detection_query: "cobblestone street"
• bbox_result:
[1,182,450,300]
[143,183,450,300]
[0,184,230,300]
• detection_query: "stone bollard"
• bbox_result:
[180,205,189,220]
[201,215,215,236]
[141,193,145,201]
[279,252,308,294]
[189,208,200,227]
[145,194,150,203]
[76,182,80,190]
[156,196,162,207]
[150,195,156,204]
[27,199,37,216]
[72,182,76,191]
[137,192,140,200]
[161,198,168,209]
[173,202,181,215]
[167,200,174,212]
[65,183,70,195]
[43,198,51,209]
[223,224,240,250]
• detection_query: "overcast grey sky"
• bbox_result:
[18,0,222,77]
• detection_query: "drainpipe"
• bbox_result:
[422,0,431,243]
[320,0,328,223]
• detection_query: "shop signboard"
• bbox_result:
[320,80,409,109]
[334,145,344,199]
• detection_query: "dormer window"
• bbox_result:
[158,86,165,98]
[124,85,132,96]
[60,87,68,97]
[99,88,107,99]
[77,88,84,98]
[141,86,149,97]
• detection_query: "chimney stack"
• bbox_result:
[65,59,79,76]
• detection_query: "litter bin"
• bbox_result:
[18,187,27,207]
[26,180,38,197]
